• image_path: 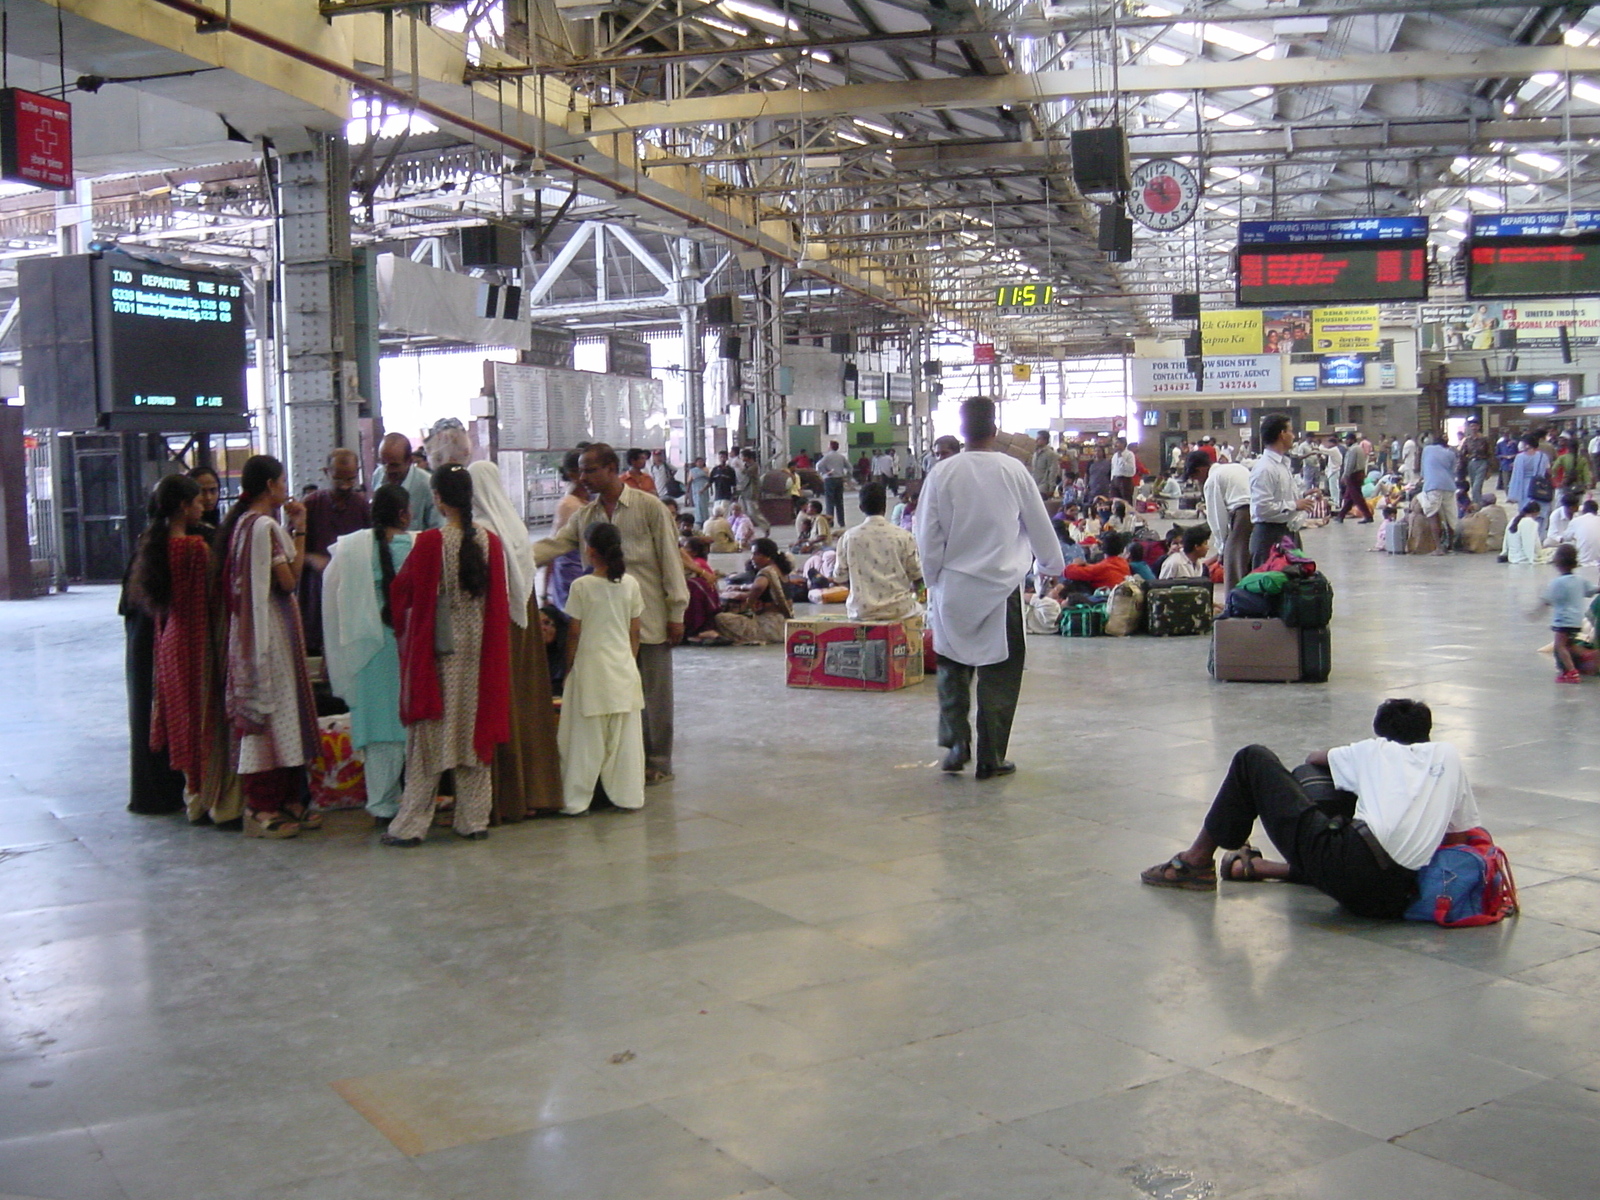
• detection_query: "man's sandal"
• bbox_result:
[1220,844,1269,882]
[1140,856,1217,891]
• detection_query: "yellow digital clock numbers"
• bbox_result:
[996,284,1054,308]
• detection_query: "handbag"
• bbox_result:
[1530,475,1554,503]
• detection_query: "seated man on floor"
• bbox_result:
[791,500,834,553]
[1140,698,1478,919]
[833,481,923,622]
[1060,529,1132,592]
[1158,524,1213,579]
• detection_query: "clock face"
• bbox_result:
[1127,160,1200,232]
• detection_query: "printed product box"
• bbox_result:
[785,616,925,691]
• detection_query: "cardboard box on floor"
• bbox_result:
[786,616,926,690]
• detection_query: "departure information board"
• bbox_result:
[93,254,248,422]
[1465,236,1600,299]
[1236,243,1428,305]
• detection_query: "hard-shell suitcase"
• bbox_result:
[1280,571,1334,629]
[1298,624,1331,683]
[1145,583,1212,637]
[1385,518,1409,554]
[1210,617,1302,682]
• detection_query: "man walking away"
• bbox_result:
[1420,432,1459,555]
[816,439,852,526]
[1334,432,1373,523]
[915,398,1064,780]
[1248,413,1316,566]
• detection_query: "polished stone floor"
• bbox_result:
[3,522,1600,1200]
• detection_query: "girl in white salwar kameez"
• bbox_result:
[557,523,645,815]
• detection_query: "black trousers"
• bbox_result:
[822,477,846,525]
[1249,521,1298,567]
[1202,745,1418,919]
[936,592,1024,770]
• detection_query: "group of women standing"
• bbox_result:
[127,449,646,842]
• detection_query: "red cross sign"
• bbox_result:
[1,89,73,191]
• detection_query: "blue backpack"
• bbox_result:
[1403,828,1519,927]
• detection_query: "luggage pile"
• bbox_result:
[1050,575,1214,639]
[1211,540,1333,682]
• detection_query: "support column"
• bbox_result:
[675,238,705,460]
[751,265,788,467]
[273,132,358,487]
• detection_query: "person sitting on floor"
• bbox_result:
[703,502,740,553]
[1140,698,1478,920]
[1158,524,1213,579]
[1126,540,1158,583]
[1061,529,1132,591]
[833,481,922,623]
[791,500,834,553]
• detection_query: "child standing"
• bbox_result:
[1542,543,1597,683]
[558,523,646,815]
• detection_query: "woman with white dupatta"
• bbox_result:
[322,483,414,825]
[468,459,563,819]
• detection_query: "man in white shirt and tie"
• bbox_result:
[915,398,1065,780]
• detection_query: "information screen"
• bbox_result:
[1236,242,1428,305]
[1446,377,1478,407]
[1465,235,1600,298]
[1319,354,1367,387]
[94,254,248,420]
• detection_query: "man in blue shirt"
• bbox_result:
[1420,432,1459,555]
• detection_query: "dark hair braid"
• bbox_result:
[585,521,626,581]
[131,474,201,613]
[434,463,489,598]
[211,454,282,593]
[370,483,410,626]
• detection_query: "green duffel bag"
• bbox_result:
[1059,602,1107,637]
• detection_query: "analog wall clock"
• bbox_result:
[1127,160,1201,232]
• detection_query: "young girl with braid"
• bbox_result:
[382,463,512,845]
[557,522,646,815]
[322,483,415,825]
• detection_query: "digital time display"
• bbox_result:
[1236,242,1428,305]
[1465,235,1600,299]
[93,254,249,429]
[996,284,1054,308]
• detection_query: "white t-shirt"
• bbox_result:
[1327,738,1479,870]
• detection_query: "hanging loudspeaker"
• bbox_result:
[1495,329,1518,350]
[1171,293,1201,321]
[1505,353,1519,373]
[720,334,741,360]
[1482,359,1493,383]
[1560,325,1574,364]
[1071,128,1130,194]
[1097,206,1133,262]
[500,285,521,321]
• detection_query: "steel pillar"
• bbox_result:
[750,265,788,467]
[677,238,706,463]
[274,132,358,487]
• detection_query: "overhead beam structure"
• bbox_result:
[579,43,1600,135]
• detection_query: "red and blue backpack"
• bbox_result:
[1403,828,1519,927]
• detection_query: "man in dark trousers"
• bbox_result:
[816,439,852,527]
[1140,699,1478,919]
[915,398,1064,779]
[1334,432,1373,523]
[708,451,738,505]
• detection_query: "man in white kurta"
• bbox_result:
[915,398,1066,779]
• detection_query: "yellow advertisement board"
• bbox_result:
[1201,310,1263,356]
[1310,306,1380,353]
[1011,362,1033,382]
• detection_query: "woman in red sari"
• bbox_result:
[133,475,212,807]
[218,456,320,839]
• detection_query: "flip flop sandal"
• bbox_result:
[1220,845,1269,882]
[1140,856,1217,891]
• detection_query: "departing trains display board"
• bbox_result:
[93,253,249,429]
[1466,237,1600,299]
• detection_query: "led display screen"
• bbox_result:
[94,254,248,424]
[1446,377,1478,407]
[1465,235,1600,299]
[1319,354,1367,387]
[1236,242,1429,305]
